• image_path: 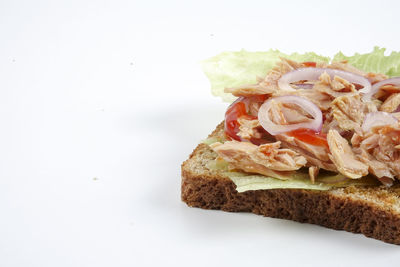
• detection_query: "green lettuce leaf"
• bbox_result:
[203,47,400,102]
[333,46,400,77]
[202,49,330,102]
[225,171,332,192]
[224,171,380,193]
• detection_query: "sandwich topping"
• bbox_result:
[210,58,400,187]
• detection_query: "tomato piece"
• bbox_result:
[354,83,363,90]
[225,96,326,147]
[224,95,269,142]
[224,99,256,141]
[302,61,317,68]
[287,128,328,148]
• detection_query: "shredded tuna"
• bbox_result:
[268,100,286,124]
[237,118,262,140]
[313,72,358,98]
[367,125,400,178]
[355,148,394,181]
[330,94,374,131]
[322,112,344,134]
[365,72,388,84]
[380,93,400,112]
[225,84,273,97]
[259,58,305,93]
[264,95,337,172]
[210,141,307,178]
[308,166,319,184]
[328,61,366,76]
[327,130,368,179]
[331,76,356,92]
[276,133,337,172]
[351,129,396,185]
[267,100,312,125]
[218,57,400,186]
[374,84,400,100]
[292,88,332,111]
[281,104,312,124]
[248,100,264,117]
[285,72,360,112]
[228,58,307,97]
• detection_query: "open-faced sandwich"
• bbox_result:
[181,48,400,244]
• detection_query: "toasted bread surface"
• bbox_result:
[181,123,400,244]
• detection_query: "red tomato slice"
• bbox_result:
[302,61,317,68]
[224,95,268,142]
[225,100,255,141]
[225,96,327,147]
[287,128,328,148]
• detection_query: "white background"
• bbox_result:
[1,0,400,266]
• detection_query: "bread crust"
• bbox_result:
[181,123,400,245]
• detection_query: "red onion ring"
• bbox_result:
[258,95,323,135]
[362,112,398,132]
[292,83,314,89]
[365,77,400,100]
[278,68,372,99]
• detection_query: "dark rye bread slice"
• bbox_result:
[181,123,400,245]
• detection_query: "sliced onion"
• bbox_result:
[258,95,323,135]
[292,83,314,89]
[365,77,400,100]
[278,68,372,99]
[362,112,398,132]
